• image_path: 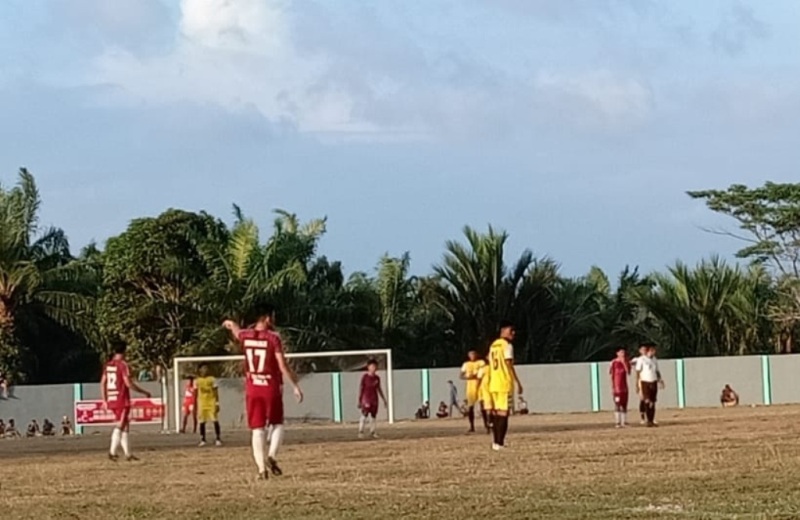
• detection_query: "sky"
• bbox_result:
[2,0,800,278]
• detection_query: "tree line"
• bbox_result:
[2,168,799,384]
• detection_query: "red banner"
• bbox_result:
[74,398,165,426]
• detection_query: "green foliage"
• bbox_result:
[6,169,800,382]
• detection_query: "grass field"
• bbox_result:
[1,405,800,519]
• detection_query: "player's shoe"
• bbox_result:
[267,457,283,476]
[126,455,140,462]
[198,440,207,447]
[491,443,503,451]
[257,471,269,481]
[215,439,223,447]
[108,453,118,462]
[370,432,379,439]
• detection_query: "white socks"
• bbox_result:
[110,428,122,456]
[614,412,628,426]
[252,428,267,473]
[358,416,376,434]
[268,424,284,459]
[120,431,130,457]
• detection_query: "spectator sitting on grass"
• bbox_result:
[436,401,449,419]
[26,419,40,437]
[42,419,55,436]
[0,419,5,437]
[415,401,430,419]
[61,416,73,436]
[5,419,20,438]
[721,385,739,408]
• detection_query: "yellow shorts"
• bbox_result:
[490,392,509,412]
[198,407,218,423]
[466,387,480,407]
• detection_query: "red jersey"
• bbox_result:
[610,358,630,395]
[359,373,381,407]
[238,328,282,397]
[104,359,131,408]
[183,381,196,405]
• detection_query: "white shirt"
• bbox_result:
[635,356,660,383]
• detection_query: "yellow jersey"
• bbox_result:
[195,376,218,410]
[461,360,485,394]
[488,339,514,393]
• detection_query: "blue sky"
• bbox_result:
[2,0,799,278]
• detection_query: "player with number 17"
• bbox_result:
[223,303,303,480]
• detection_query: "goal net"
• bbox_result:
[170,349,394,432]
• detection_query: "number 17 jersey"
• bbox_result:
[238,328,282,398]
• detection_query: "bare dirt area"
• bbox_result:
[2,406,800,519]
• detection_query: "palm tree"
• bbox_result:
[433,226,538,363]
[0,169,97,382]
[631,257,773,357]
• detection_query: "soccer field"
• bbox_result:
[2,406,799,519]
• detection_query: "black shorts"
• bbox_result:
[641,381,658,403]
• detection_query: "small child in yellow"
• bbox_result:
[195,363,222,447]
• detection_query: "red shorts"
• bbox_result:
[613,392,629,410]
[246,390,284,429]
[111,404,131,423]
[182,401,195,414]
[360,402,379,418]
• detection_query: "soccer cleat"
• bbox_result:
[492,443,502,451]
[108,453,118,462]
[126,455,139,462]
[198,440,207,447]
[215,439,223,447]
[370,432,379,439]
[257,471,269,481]
[267,457,283,476]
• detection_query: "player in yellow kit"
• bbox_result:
[195,363,222,447]
[460,351,487,433]
[487,320,523,451]
[476,362,492,434]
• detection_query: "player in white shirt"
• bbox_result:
[631,345,648,424]
[634,343,664,427]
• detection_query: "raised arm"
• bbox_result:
[222,319,243,339]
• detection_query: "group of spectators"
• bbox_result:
[0,416,73,438]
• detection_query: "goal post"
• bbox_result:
[172,349,394,432]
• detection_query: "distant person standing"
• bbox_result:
[632,345,648,424]
[609,347,631,428]
[447,380,459,417]
[357,359,387,439]
[487,320,523,451]
[460,351,486,432]
[634,343,663,427]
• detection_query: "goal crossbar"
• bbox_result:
[172,349,394,432]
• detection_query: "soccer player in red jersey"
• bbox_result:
[180,376,197,434]
[609,347,631,428]
[101,342,151,461]
[358,359,387,439]
[223,303,303,480]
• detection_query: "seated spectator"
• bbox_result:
[721,384,739,407]
[415,401,430,420]
[42,419,55,436]
[436,401,449,419]
[61,416,73,436]
[0,418,5,437]
[517,397,529,415]
[26,419,41,437]
[458,399,469,417]
[5,419,20,438]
